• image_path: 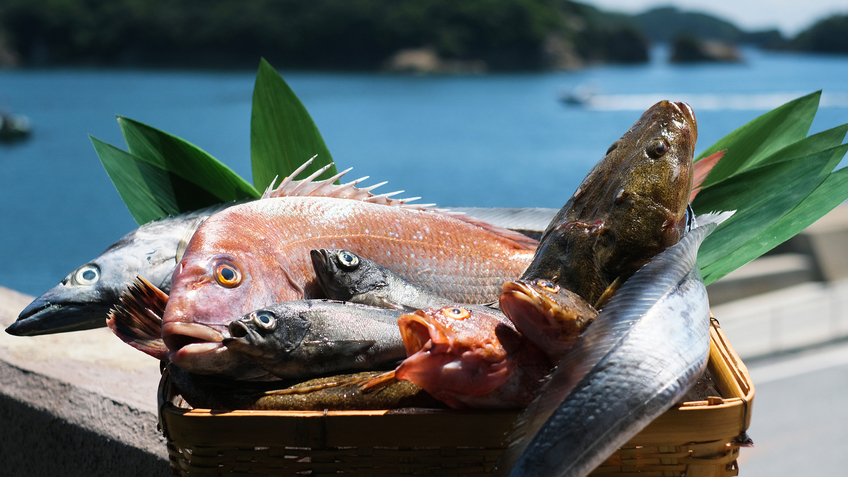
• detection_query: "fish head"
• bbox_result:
[162,211,297,377]
[6,218,188,336]
[594,100,696,276]
[310,248,388,302]
[223,307,311,361]
[499,279,597,358]
[395,306,518,407]
[528,100,696,302]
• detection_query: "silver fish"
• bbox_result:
[310,248,466,311]
[6,204,223,336]
[497,212,731,477]
[222,300,407,380]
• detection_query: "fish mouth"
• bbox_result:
[309,249,336,295]
[163,322,225,358]
[500,281,563,325]
[221,320,265,358]
[398,311,450,356]
[7,300,112,336]
[672,101,697,144]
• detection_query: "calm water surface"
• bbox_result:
[2,47,848,296]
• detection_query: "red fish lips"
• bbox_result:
[395,309,514,402]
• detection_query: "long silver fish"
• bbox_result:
[497,212,730,477]
[222,300,407,380]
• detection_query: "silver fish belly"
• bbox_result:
[500,214,727,477]
[222,300,407,380]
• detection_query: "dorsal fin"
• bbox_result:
[262,157,539,251]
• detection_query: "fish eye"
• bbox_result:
[251,311,276,330]
[337,250,360,270]
[72,264,100,286]
[537,280,560,293]
[214,260,243,288]
[647,139,669,159]
[443,307,470,320]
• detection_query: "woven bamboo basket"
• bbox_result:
[158,317,754,476]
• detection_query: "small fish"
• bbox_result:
[499,279,598,361]
[163,187,537,378]
[521,101,698,305]
[311,248,470,310]
[221,300,408,380]
[391,305,551,409]
[496,212,730,477]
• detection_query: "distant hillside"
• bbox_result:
[792,14,848,53]
[632,6,784,47]
[0,0,649,71]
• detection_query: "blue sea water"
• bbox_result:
[2,47,848,297]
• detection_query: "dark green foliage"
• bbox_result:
[633,6,785,47]
[0,0,648,70]
[793,14,848,54]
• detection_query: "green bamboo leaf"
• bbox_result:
[91,136,224,225]
[118,116,259,202]
[251,58,338,191]
[696,91,821,187]
[747,123,848,169]
[697,143,848,283]
[703,166,848,285]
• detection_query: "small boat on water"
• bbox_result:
[0,110,31,143]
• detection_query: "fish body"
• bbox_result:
[311,248,476,310]
[6,206,220,336]
[522,101,697,305]
[394,306,551,409]
[500,214,726,477]
[163,196,536,378]
[499,279,598,361]
[221,300,407,380]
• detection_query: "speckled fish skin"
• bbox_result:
[221,300,407,380]
[394,306,551,409]
[6,205,222,336]
[311,248,473,311]
[499,279,598,361]
[163,196,536,377]
[521,101,696,306]
[499,217,721,477]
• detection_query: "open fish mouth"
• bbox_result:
[398,311,443,356]
[163,322,225,361]
[501,281,564,327]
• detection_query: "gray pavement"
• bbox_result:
[738,340,848,476]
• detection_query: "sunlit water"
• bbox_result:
[2,46,847,297]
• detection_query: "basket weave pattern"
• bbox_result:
[161,319,752,476]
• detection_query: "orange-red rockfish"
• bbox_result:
[162,193,538,379]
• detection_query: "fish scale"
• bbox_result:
[163,195,537,378]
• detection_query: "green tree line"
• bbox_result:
[0,0,648,70]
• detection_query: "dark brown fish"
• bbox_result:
[499,279,598,361]
[521,100,698,305]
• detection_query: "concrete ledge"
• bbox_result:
[0,286,169,476]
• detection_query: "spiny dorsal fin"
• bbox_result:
[262,157,539,251]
